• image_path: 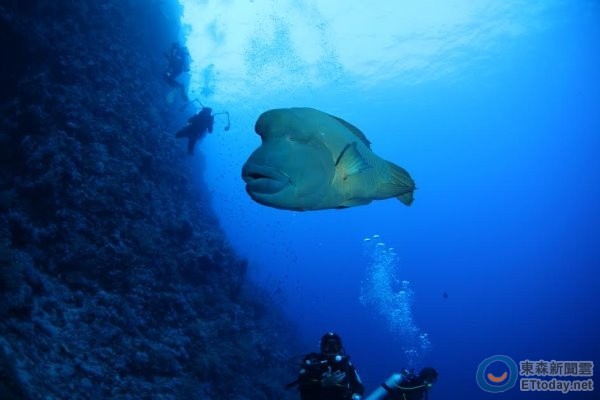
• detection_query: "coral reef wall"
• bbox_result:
[0,1,297,399]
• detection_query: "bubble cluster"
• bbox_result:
[360,235,431,364]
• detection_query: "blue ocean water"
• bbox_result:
[182,1,599,398]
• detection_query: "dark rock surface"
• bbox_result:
[0,1,298,399]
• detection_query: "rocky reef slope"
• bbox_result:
[0,1,297,399]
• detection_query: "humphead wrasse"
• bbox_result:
[241,107,415,211]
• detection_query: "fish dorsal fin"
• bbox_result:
[329,114,372,149]
[335,142,371,178]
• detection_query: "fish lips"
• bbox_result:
[242,163,291,195]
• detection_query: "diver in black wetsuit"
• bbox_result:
[286,332,365,400]
[175,107,214,155]
[175,104,231,155]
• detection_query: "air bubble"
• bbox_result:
[360,236,431,365]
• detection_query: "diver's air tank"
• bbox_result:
[363,373,403,400]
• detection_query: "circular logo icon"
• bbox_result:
[476,355,518,393]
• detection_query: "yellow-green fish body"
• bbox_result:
[242,107,415,211]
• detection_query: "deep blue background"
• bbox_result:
[195,2,599,398]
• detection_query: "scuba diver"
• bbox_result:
[286,332,365,400]
[365,367,438,400]
[163,42,190,102]
[175,100,230,155]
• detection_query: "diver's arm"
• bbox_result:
[349,366,365,396]
[296,360,320,388]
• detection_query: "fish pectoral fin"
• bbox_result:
[335,142,371,179]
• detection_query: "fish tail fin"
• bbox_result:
[397,190,414,206]
[377,162,416,206]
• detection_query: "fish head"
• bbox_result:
[242,109,335,210]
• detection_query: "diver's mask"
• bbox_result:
[320,332,343,356]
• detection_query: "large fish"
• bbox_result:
[241,107,415,211]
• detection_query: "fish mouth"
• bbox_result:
[242,163,291,195]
